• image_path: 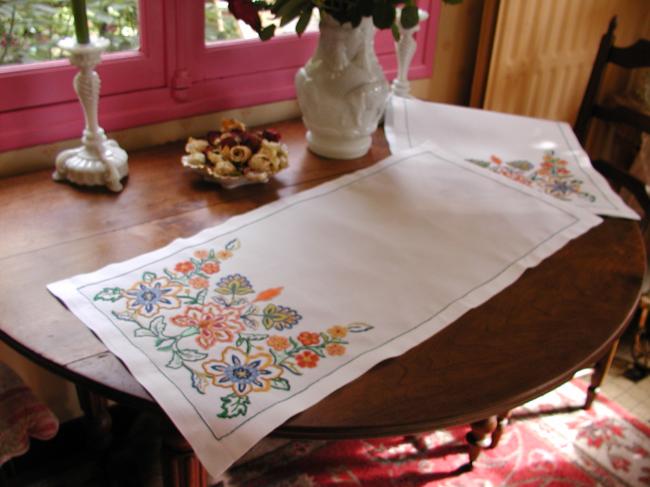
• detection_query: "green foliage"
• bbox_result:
[0,0,139,66]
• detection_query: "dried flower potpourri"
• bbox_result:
[182,119,289,189]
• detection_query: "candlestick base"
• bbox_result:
[54,38,129,192]
[53,132,128,192]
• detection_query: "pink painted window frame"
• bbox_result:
[0,0,440,152]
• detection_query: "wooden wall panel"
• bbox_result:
[483,0,650,124]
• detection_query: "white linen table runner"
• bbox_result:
[385,96,638,219]
[48,144,601,479]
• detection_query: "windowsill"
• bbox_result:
[0,79,433,179]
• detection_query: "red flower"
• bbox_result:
[295,350,319,368]
[175,261,195,274]
[298,332,320,346]
[227,0,261,32]
[201,262,220,274]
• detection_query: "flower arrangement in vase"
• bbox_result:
[225,0,461,159]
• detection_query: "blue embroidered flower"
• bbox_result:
[124,277,182,316]
[203,346,282,396]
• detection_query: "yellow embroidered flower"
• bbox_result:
[267,335,290,351]
[325,343,346,356]
[327,325,348,339]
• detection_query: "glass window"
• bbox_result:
[0,0,139,67]
[204,0,319,44]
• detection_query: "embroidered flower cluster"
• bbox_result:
[182,118,289,187]
[467,150,596,202]
[93,238,373,419]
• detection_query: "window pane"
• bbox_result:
[0,0,139,66]
[204,0,319,44]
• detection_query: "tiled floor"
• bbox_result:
[598,335,650,423]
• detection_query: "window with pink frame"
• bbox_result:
[0,0,440,152]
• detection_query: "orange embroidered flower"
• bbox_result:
[217,250,233,260]
[201,262,220,274]
[253,287,283,302]
[188,277,209,289]
[171,304,245,349]
[297,332,320,346]
[175,261,195,274]
[193,250,209,260]
[267,335,290,351]
[295,350,319,368]
[490,155,502,165]
[327,325,347,339]
[326,344,346,356]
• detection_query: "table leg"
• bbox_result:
[489,410,511,449]
[162,421,208,487]
[466,416,497,469]
[75,384,112,450]
[585,340,619,409]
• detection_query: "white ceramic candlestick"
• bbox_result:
[53,38,128,192]
[392,9,429,98]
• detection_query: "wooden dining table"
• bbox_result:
[0,119,645,486]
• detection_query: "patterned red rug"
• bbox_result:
[224,381,650,486]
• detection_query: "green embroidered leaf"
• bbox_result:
[179,327,199,338]
[150,316,166,336]
[94,287,123,302]
[142,271,156,283]
[466,158,491,168]
[112,311,136,322]
[156,337,175,351]
[225,239,241,251]
[195,289,208,305]
[163,269,176,280]
[261,304,301,331]
[280,361,302,376]
[178,349,208,362]
[208,249,216,259]
[347,323,373,333]
[217,394,250,419]
[191,370,209,394]
[506,160,534,171]
[166,353,183,369]
[134,328,156,338]
[271,377,290,391]
[240,333,268,341]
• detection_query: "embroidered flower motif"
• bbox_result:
[327,325,347,339]
[201,262,221,274]
[171,304,246,349]
[203,346,282,396]
[326,343,346,356]
[174,261,195,274]
[295,350,319,368]
[188,277,209,289]
[297,332,320,346]
[217,250,233,260]
[267,335,290,351]
[125,277,182,317]
[216,274,254,295]
[193,250,209,260]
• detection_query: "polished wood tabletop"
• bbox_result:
[0,119,645,441]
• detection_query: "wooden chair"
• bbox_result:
[574,16,650,147]
[573,17,650,403]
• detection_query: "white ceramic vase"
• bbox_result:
[295,14,390,159]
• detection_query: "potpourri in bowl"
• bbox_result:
[181,119,289,189]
